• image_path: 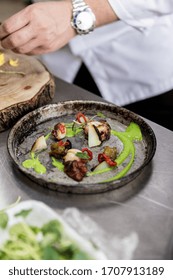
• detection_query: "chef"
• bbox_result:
[0,0,173,108]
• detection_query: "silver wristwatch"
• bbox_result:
[71,0,96,35]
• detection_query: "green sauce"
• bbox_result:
[22,152,46,174]
[51,157,64,171]
[88,122,142,182]
[101,138,135,183]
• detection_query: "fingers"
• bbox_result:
[0,8,29,40]
[13,40,56,56]
[13,39,41,54]
[0,2,76,55]
[0,3,56,53]
[1,24,35,50]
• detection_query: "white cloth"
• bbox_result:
[40,0,173,106]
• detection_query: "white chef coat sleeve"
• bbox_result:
[108,0,173,31]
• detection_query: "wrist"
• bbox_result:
[63,0,77,38]
[69,0,118,36]
[70,0,96,35]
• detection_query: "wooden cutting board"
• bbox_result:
[0,49,55,132]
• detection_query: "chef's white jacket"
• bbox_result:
[40,0,173,105]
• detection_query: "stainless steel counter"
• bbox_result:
[1,78,173,259]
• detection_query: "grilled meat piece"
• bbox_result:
[63,148,88,181]
[64,160,88,182]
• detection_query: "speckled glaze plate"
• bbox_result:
[7,100,156,194]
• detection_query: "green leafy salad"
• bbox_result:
[0,203,93,260]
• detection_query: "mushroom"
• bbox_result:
[51,122,66,140]
[87,123,102,148]
[31,135,47,153]
[63,149,81,162]
[84,120,111,147]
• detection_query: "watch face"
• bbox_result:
[75,11,94,31]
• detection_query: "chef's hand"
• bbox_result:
[0,1,76,55]
[0,0,117,55]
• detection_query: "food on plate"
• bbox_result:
[84,120,111,148]
[31,135,47,153]
[102,146,117,161]
[49,140,72,159]
[21,112,143,183]
[63,148,92,182]
[22,152,47,174]
[52,122,67,140]
[74,112,111,147]
[93,146,117,172]
[75,112,89,123]
[85,122,102,147]
[76,112,111,148]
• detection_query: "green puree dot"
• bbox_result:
[22,153,46,174]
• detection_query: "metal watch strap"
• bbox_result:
[71,0,96,35]
[71,0,89,13]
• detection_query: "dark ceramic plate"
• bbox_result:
[7,100,156,194]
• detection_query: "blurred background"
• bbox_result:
[0,0,25,22]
